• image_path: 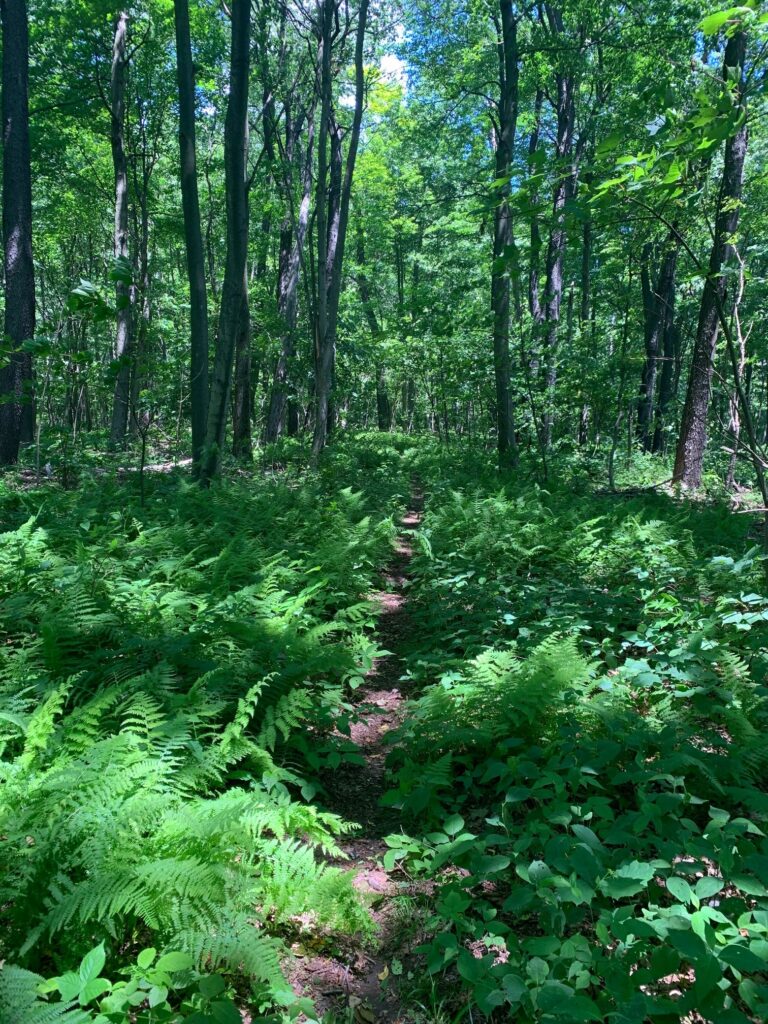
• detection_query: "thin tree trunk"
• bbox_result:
[265,105,314,442]
[542,5,576,448]
[174,0,209,471]
[311,0,369,460]
[200,0,250,483]
[491,0,520,470]
[638,239,677,451]
[527,88,544,327]
[355,224,391,431]
[673,30,748,488]
[725,258,747,490]
[109,11,134,446]
[0,0,35,465]
[651,275,679,454]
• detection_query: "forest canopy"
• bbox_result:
[2,1,768,1023]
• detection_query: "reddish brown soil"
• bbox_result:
[286,489,424,1022]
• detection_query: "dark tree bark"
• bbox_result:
[174,0,209,472]
[491,0,520,470]
[200,0,250,483]
[527,88,544,326]
[673,31,748,488]
[651,261,679,455]
[311,0,369,460]
[0,0,35,465]
[542,4,576,448]
[109,11,135,447]
[265,95,315,441]
[637,239,677,451]
[355,224,391,431]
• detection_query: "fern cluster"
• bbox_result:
[0,447,406,1014]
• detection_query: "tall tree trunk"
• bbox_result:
[174,0,209,472]
[265,93,315,442]
[109,11,134,446]
[355,224,391,431]
[637,239,677,451]
[651,258,679,454]
[491,0,520,470]
[725,259,747,490]
[542,5,575,449]
[527,88,544,326]
[0,0,35,465]
[200,0,250,483]
[311,0,369,460]
[673,30,748,488]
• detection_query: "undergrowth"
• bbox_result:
[0,434,414,1022]
[384,446,768,1022]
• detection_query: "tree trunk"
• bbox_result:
[491,0,520,470]
[265,105,314,442]
[0,0,35,465]
[200,0,250,483]
[725,259,748,490]
[651,269,679,455]
[109,11,134,446]
[174,0,209,472]
[542,5,576,448]
[355,223,391,431]
[311,0,369,460]
[637,239,677,451]
[527,88,544,327]
[673,30,748,488]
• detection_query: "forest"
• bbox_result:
[2,0,768,1022]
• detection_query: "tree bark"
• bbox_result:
[311,0,369,460]
[673,30,748,488]
[355,223,391,431]
[651,262,679,455]
[542,5,576,448]
[637,239,677,451]
[491,0,520,470]
[265,100,314,442]
[0,0,35,465]
[174,0,209,472]
[527,88,544,326]
[109,11,135,447]
[200,0,250,483]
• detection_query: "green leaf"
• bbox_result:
[474,854,510,875]
[199,975,226,998]
[79,944,107,985]
[666,876,695,904]
[56,972,82,1002]
[155,951,194,973]
[719,944,768,974]
[572,824,603,851]
[526,957,549,985]
[211,1001,243,1024]
[136,948,156,971]
[695,876,724,900]
[700,8,750,36]
[443,813,464,836]
[80,978,111,1005]
[458,949,486,984]
[537,980,574,1013]
[599,860,654,898]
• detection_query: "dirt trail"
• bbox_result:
[287,487,424,1022]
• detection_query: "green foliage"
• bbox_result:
[0,444,408,1017]
[384,449,768,1021]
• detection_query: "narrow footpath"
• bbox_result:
[287,486,425,1022]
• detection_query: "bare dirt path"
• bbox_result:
[287,485,424,1022]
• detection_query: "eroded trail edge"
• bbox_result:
[287,485,425,1021]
